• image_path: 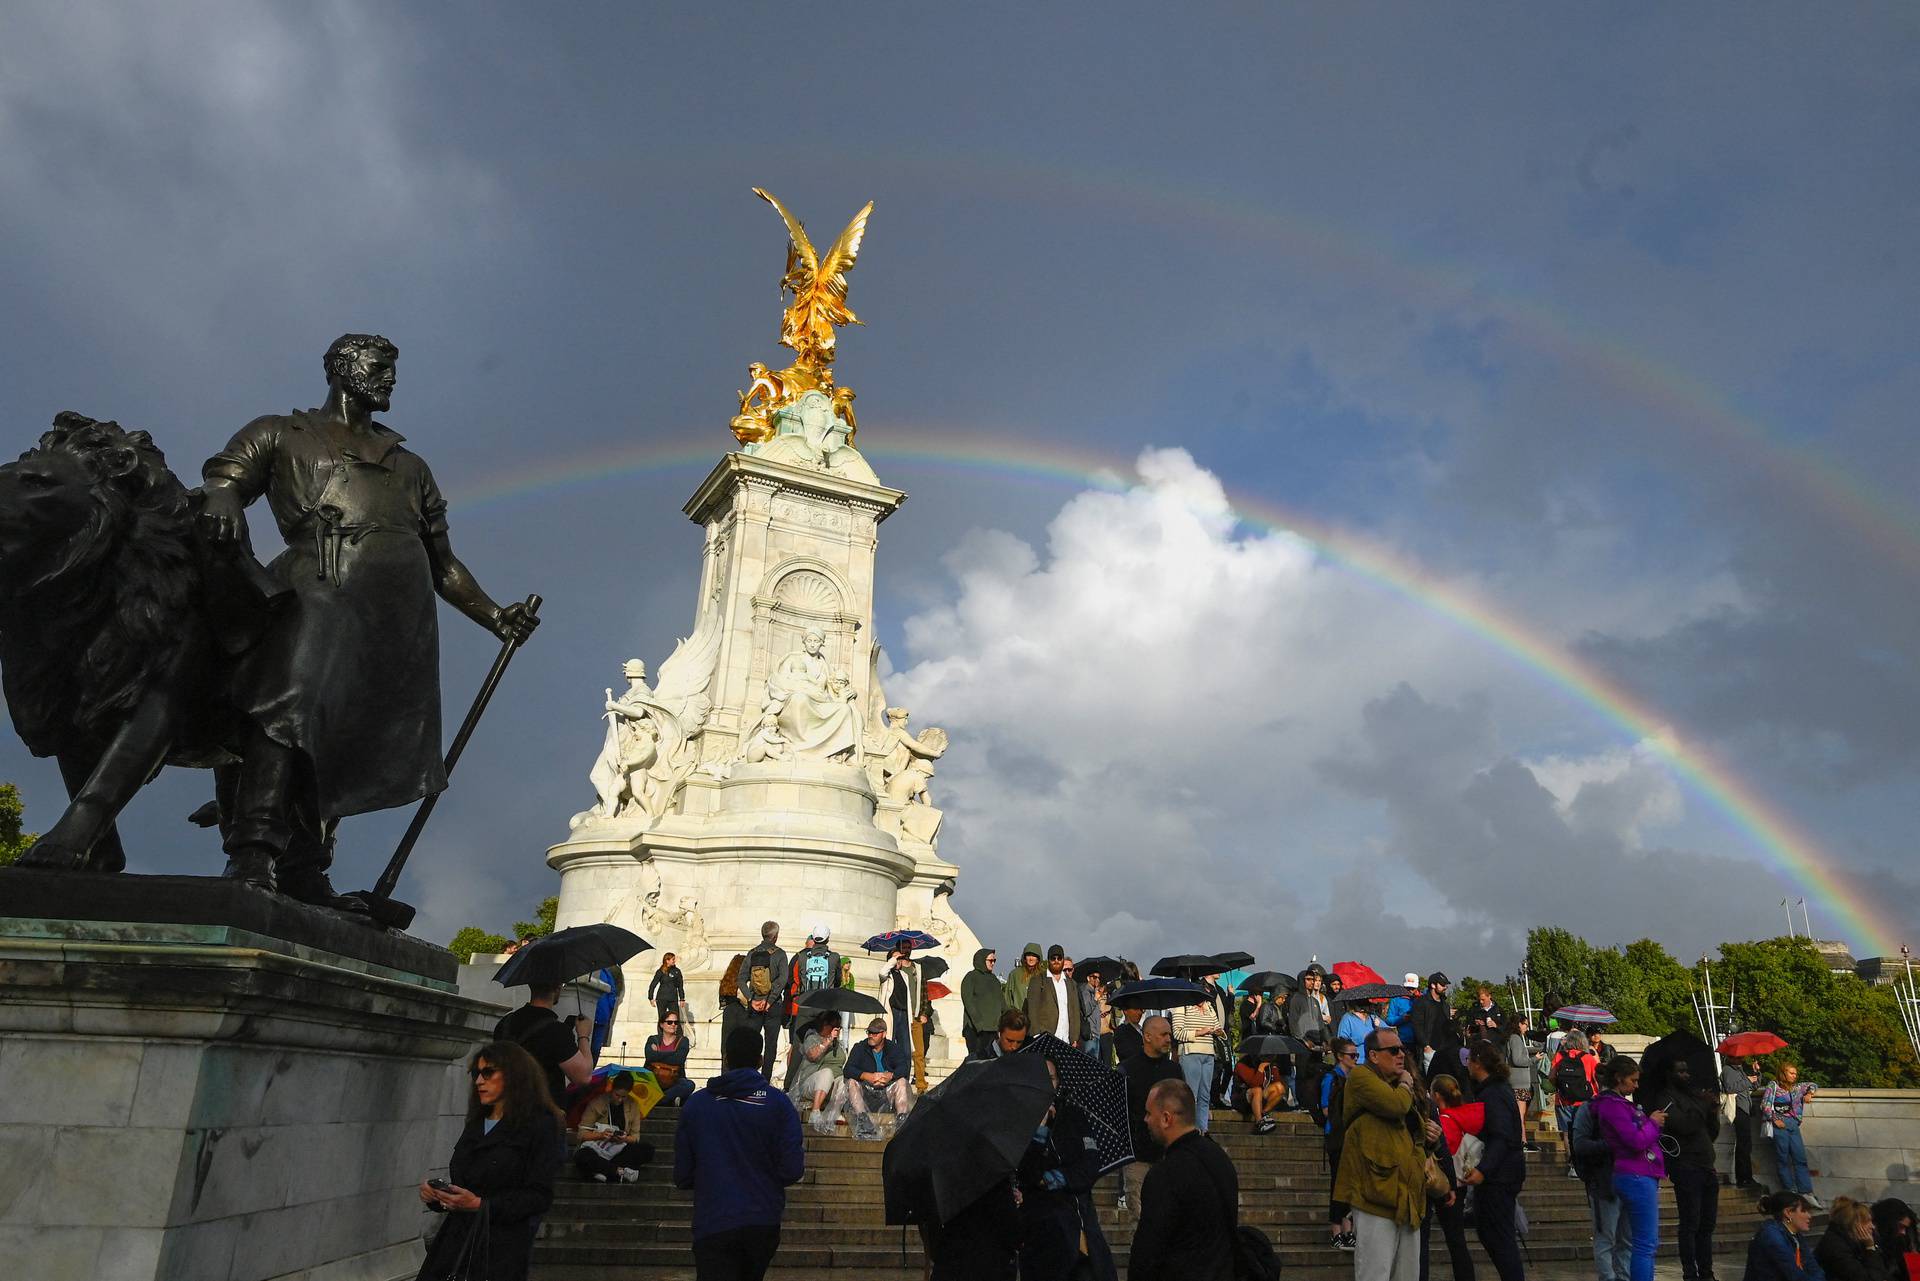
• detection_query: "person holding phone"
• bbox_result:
[417,1041,565,1281]
[1593,1055,1668,1281]
[1763,1063,1821,1207]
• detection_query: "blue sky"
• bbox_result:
[2,4,1915,971]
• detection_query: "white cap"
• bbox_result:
[1403,973,1420,988]
[810,923,831,942]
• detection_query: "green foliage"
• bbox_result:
[0,783,36,867]
[513,896,559,941]
[447,895,559,962]
[1710,937,1920,1089]
[1517,928,1920,1089]
[448,927,510,963]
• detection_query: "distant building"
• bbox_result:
[1810,939,1858,975]
[1853,956,1904,986]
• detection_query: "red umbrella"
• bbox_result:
[1718,1031,1788,1058]
[1332,961,1386,988]
[927,981,952,1001]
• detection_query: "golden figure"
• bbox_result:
[728,189,873,446]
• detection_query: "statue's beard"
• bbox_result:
[343,369,392,411]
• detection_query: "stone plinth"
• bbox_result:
[0,873,499,1281]
[1715,1088,1920,1205]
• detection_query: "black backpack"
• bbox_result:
[1193,1142,1282,1281]
[1553,1053,1595,1102]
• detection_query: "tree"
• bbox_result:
[0,783,36,867]
[448,927,510,963]
[446,894,559,962]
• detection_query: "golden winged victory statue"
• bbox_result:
[730,189,874,452]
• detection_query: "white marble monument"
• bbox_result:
[548,398,982,1073]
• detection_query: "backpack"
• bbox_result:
[1193,1136,1282,1281]
[1553,1052,1594,1103]
[1323,1072,1347,1157]
[748,945,777,1000]
[1568,1099,1614,1185]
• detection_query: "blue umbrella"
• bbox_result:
[863,929,941,953]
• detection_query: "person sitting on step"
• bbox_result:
[842,1015,913,1140]
[574,1071,655,1184]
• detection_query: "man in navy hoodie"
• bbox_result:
[673,1026,806,1280]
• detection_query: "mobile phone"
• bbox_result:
[428,1178,453,1193]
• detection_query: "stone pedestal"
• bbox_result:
[0,872,499,1281]
[549,448,984,1076]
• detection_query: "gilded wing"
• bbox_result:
[815,201,874,320]
[753,188,818,296]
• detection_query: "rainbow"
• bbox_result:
[849,150,1920,577]
[445,430,1905,955]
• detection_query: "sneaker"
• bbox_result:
[617,1167,641,1184]
[1567,1166,1582,1179]
[856,1117,880,1141]
[1116,1193,1129,1215]
[1523,1142,1540,1153]
[1336,1232,1356,1252]
[1805,1195,1824,1210]
[1256,1117,1277,1134]
[591,1173,608,1183]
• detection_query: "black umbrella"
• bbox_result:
[1636,1029,1716,1110]
[1239,1033,1312,1058]
[1075,956,1129,982]
[1150,954,1221,978]
[883,1052,1056,1225]
[1017,1032,1134,1174]
[918,956,951,980]
[1237,971,1297,995]
[1333,983,1415,1004]
[1208,950,1257,972]
[796,987,886,1015]
[492,925,649,988]
[1107,977,1214,1010]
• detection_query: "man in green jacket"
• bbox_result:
[1333,1028,1429,1281]
[1005,942,1042,1010]
[960,947,1003,1059]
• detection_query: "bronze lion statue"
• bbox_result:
[0,413,274,873]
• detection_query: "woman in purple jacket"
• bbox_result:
[1594,1055,1668,1281]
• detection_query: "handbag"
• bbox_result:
[1424,1154,1453,1198]
[438,1201,492,1281]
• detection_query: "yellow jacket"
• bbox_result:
[1332,1063,1426,1227]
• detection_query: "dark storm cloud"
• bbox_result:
[1,3,1914,962]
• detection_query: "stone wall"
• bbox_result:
[1726,1089,1920,1205]
[0,885,499,1281]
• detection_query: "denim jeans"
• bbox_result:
[1181,1052,1214,1132]
[1612,1172,1662,1281]
[1589,1183,1631,1281]
[1772,1119,1812,1193]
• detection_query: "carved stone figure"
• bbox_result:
[740,711,791,764]
[762,629,861,763]
[575,619,721,830]
[0,414,278,874]
[195,334,538,903]
[870,708,947,804]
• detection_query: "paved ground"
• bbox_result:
[635,1252,1711,1279]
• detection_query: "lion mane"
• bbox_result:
[0,412,205,759]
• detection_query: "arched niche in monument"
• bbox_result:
[749,557,857,696]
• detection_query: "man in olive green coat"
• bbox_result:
[1333,1027,1429,1281]
[960,947,1004,1059]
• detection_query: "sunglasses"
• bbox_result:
[1374,1045,1407,1056]
[1338,1051,1359,1061]
[469,1065,501,1081]
[662,1020,680,1026]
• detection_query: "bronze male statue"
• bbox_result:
[198,334,537,903]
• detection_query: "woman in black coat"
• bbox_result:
[647,952,686,1023]
[1817,1198,1885,1281]
[1462,1039,1529,1281]
[418,1041,567,1281]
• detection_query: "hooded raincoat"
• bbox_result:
[962,948,1004,1038]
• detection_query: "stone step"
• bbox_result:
[532,1226,1764,1274]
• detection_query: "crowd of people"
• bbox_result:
[412,929,1920,1281]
